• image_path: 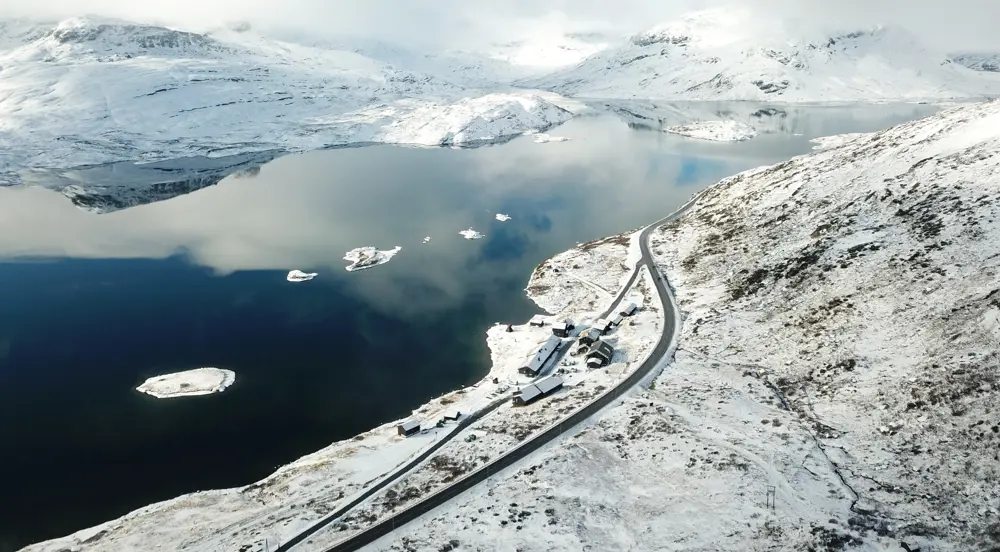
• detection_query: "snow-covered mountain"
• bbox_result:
[0,17,574,187]
[526,8,1000,102]
[952,52,1000,72]
[326,99,1000,551]
[23,98,1000,552]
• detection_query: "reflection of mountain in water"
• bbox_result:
[15,150,282,213]
[592,99,938,136]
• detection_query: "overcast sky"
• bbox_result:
[1,0,996,51]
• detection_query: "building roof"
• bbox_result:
[588,341,614,359]
[621,302,638,315]
[515,384,543,403]
[580,328,601,341]
[529,315,547,325]
[595,319,612,330]
[552,321,568,331]
[524,335,562,373]
[400,420,420,432]
[534,375,564,394]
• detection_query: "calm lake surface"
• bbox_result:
[0,102,937,550]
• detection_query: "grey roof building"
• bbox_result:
[397,420,421,436]
[594,318,613,335]
[578,327,601,346]
[519,334,563,376]
[512,375,564,406]
[620,302,639,316]
[586,341,615,367]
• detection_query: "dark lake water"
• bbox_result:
[0,102,937,550]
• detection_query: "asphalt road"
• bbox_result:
[273,398,506,552]
[310,207,689,552]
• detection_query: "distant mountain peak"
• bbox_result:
[524,8,1000,102]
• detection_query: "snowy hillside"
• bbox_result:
[336,99,1000,552]
[0,17,574,186]
[952,53,1000,72]
[527,8,1000,102]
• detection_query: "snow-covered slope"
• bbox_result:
[527,8,1000,102]
[344,99,1000,552]
[0,17,573,186]
[952,53,1000,72]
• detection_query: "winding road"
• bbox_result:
[281,198,697,551]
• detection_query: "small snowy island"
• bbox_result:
[343,246,402,271]
[665,120,758,142]
[495,213,511,222]
[459,228,485,240]
[287,270,317,282]
[136,368,236,399]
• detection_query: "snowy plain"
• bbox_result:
[135,368,236,399]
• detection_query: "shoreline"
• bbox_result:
[24,224,661,552]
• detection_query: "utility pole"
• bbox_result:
[765,486,776,511]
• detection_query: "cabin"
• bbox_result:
[397,420,421,437]
[551,319,575,338]
[593,319,613,335]
[586,341,615,368]
[519,335,563,376]
[620,302,639,317]
[611,314,624,327]
[444,411,461,422]
[528,315,546,327]
[578,328,601,347]
[512,375,564,406]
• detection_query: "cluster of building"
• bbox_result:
[397,410,462,437]
[399,301,643,431]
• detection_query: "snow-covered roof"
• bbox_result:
[524,335,562,373]
[515,384,542,403]
[595,318,612,330]
[399,420,420,432]
[552,321,568,331]
[534,375,564,395]
[620,302,638,315]
[588,341,614,359]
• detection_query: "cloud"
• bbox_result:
[0,0,997,52]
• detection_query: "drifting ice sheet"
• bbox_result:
[665,120,758,142]
[422,237,432,244]
[460,228,485,240]
[136,368,236,399]
[286,270,317,282]
[495,214,512,222]
[343,246,402,271]
[532,133,570,143]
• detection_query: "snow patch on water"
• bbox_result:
[495,213,511,222]
[343,246,401,272]
[136,368,236,399]
[459,228,485,239]
[665,120,757,142]
[286,270,317,282]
